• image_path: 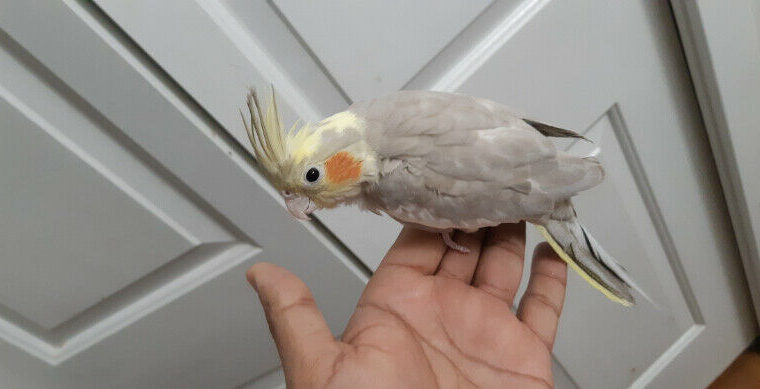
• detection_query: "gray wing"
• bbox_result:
[351,91,603,202]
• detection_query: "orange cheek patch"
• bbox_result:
[325,151,362,184]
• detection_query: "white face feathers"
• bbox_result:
[241,89,378,215]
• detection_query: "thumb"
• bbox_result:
[247,262,338,379]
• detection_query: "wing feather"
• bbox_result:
[352,91,602,201]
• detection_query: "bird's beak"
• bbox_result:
[284,194,317,221]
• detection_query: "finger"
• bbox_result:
[435,230,486,283]
[472,222,526,306]
[377,227,447,275]
[247,262,339,377]
[517,243,568,349]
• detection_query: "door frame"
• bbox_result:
[671,0,760,324]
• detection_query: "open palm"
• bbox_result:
[248,222,567,388]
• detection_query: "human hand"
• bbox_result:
[247,222,567,388]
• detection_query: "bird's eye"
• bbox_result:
[305,167,320,183]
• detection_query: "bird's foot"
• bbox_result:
[441,232,470,254]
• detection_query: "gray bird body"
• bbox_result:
[345,91,646,305]
[348,90,602,231]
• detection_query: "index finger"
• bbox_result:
[246,263,341,379]
[376,227,447,275]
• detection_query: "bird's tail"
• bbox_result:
[535,201,652,306]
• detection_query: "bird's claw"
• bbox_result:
[442,232,470,253]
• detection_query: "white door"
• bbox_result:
[1,0,755,388]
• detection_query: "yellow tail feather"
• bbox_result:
[535,225,633,307]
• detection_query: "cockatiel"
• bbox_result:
[242,89,649,306]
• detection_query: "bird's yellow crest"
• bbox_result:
[241,88,289,181]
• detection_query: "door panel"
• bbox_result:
[0,1,367,387]
[525,109,697,387]
[271,0,494,101]
[0,41,239,332]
